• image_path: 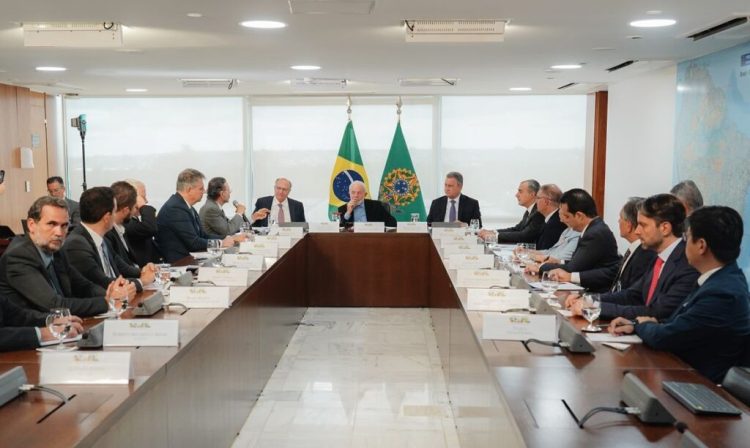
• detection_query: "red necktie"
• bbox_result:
[645,257,665,305]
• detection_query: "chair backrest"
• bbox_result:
[20,219,29,234]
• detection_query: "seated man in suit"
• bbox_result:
[523,211,581,274]
[671,179,703,216]
[0,196,123,317]
[64,187,154,295]
[122,179,161,265]
[541,189,620,292]
[46,176,80,227]
[610,197,657,292]
[566,194,699,319]
[1,296,84,352]
[157,169,244,262]
[106,182,158,279]
[252,177,306,227]
[609,206,749,383]
[533,184,567,250]
[426,172,481,227]
[199,177,248,237]
[338,181,397,227]
[479,179,544,244]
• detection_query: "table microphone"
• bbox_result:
[232,200,249,222]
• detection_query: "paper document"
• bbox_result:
[585,333,642,344]
[190,252,214,260]
[527,281,585,291]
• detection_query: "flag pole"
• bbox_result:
[396,96,402,122]
[346,95,352,121]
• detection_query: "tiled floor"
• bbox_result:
[232,307,461,448]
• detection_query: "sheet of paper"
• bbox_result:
[527,281,585,291]
[585,333,642,344]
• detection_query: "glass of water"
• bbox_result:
[330,211,341,222]
[469,219,480,233]
[46,308,73,350]
[541,271,560,299]
[410,213,420,222]
[207,239,222,258]
[581,293,602,332]
[156,263,172,285]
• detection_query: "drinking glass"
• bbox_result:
[207,239,222,258]
[581,293,602,332]
[541,271,560,299]
[156,263,172,285]
[410,213,420,223]
[46,308,72,350]
[108,286,129,319]
[329,211,341,222]
[241,222,253,237]
[469,219,480,234]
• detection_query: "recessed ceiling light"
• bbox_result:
[187,13,203,18]
[291,65,321,71]
[239,20,287,29]
[630,19,676,28]
[550,64,582,70]
[509,87,532,91]
[36,66,66,72]
[125,88,148,93]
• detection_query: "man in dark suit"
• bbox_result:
[1,296,84,352]
[610,206,749,383]
[534,184,567,250]
[567,194,699,319]
[252,177,306,227]
[480,179,545,244]
[63,187,153,295]
[122,179,161,265]
[46,176,80,227]
[105,181,157,269]
[156,169,245,263]
[426,172,481,227]
[610,197,657,291]
[338,181,397,227]
[0,196,121,317]
[542,189,620,292]
[199,177,247,236]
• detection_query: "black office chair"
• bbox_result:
[20,219,29,234]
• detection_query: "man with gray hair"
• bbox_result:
[670,180,703,216]
[338,180,396,227]
[479,179,544,244]
[156,169,244,262]
[426,171,482,226]
[121,178,161,265]
[252,177,306,227]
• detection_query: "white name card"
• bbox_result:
[442,243,484,256]
[466,289,530,312]
[40,352,131,385]
[440,235,477,247]
[198,267,249,286]
[354,222,385,233]
[482,313,557,341]
[397,222,428,233]
[456,269,510,288]
[448,254,494,270]
[238,241,279,257]
[431,227,466,240]
[254,235,292,249]
[309,222,340,233]
[169,286,231,308]
[104,320,179,347]
[270,226,304,237]
[221,253,264,270]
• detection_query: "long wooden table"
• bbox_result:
[0,232,747,447]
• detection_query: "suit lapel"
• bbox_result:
[78,227,105,271]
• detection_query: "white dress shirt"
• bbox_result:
[269,198,291,225]
[81,223,114,277]
[442,195,461,222]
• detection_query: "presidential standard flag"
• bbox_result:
[378,122,426,221]
[328,121,370,217]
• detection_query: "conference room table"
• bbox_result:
[0,231,747,447]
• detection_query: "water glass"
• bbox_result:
[469,219,480,233]
[410,213,420,223]
[207,239,222,258]
[46,308,72,350]
[581,293,602,332]
[156,263,172,285]
[329,211,341,222]
[541,271,560,299]
[108,287,129,319]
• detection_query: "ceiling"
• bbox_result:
[0,0,748,96]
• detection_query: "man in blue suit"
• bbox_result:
[610,206,750,383]
[156,169,244,262]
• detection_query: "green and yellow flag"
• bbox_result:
[378,122,426,221]
[328,121,370,217]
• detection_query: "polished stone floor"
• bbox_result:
[232,307,460,448]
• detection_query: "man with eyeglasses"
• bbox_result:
[533,184,567,250]
[199,177,248,237]
[251,178,306,227]
[46,176,81,227]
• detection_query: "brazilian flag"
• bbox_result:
[328,121,370,217]
[378,122,426,221]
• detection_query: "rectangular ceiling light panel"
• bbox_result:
[289,0,375,15]
[23,22,123,47]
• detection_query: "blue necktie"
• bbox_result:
[449,200,457,222]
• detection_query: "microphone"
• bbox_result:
[232,200,249,222]
[78,114,87,135]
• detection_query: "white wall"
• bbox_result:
[604,65,677,252]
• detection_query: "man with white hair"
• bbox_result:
[252,177,306,227]
[338,181,396,227]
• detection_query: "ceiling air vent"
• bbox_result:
[292,78,348,89]
[557,82,578,90]
[181,79,238,89]
[289,0,375,15]
[686,15,749,41]
[404,19,507,42]
[398,78,458,87]
[606,60,636,72]
[23,22,123,47]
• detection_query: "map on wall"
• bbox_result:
[674,40,750,279]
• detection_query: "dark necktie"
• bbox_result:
[646,257,665,305]
[521,209,530,226]
[449,200,457,222]
[47,261,64,296]
[610,248,633,291]
[101,242,116,277]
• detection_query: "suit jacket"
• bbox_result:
[540,217,620,292]
[0,236,108,317]
[496,204,545,245]
[156,193,223,263]
[0,295,47,352]
[600,240,699,320]
[199,199,245,237]
[636,262,750,383]
[611,244,657,292]
[123,205,161,265]
[105,227,138,267]
[66,198,81,227]
[535,209,567,250]
[426,195,482,227]
[63,225,143,292]
[338,199,397,227]
[252,196,306,228]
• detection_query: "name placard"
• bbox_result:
[254,235,292,249]
[221,253,264,270]
[238,241,279,257]
[169,286,231,308]
[270,226,304,237]
[448,254,494,270]
[466,289,530,312]
[354,222,385,233]
[440,235,477,247]
[309,222,340,233]
[431,227,466,240]
[104,320,179,347]
[40,352,131,385]
[455,269,510,288]
[482,313,557,341]
[397,222,428,233]
[442,243,484,256]
[198,267,249,286]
